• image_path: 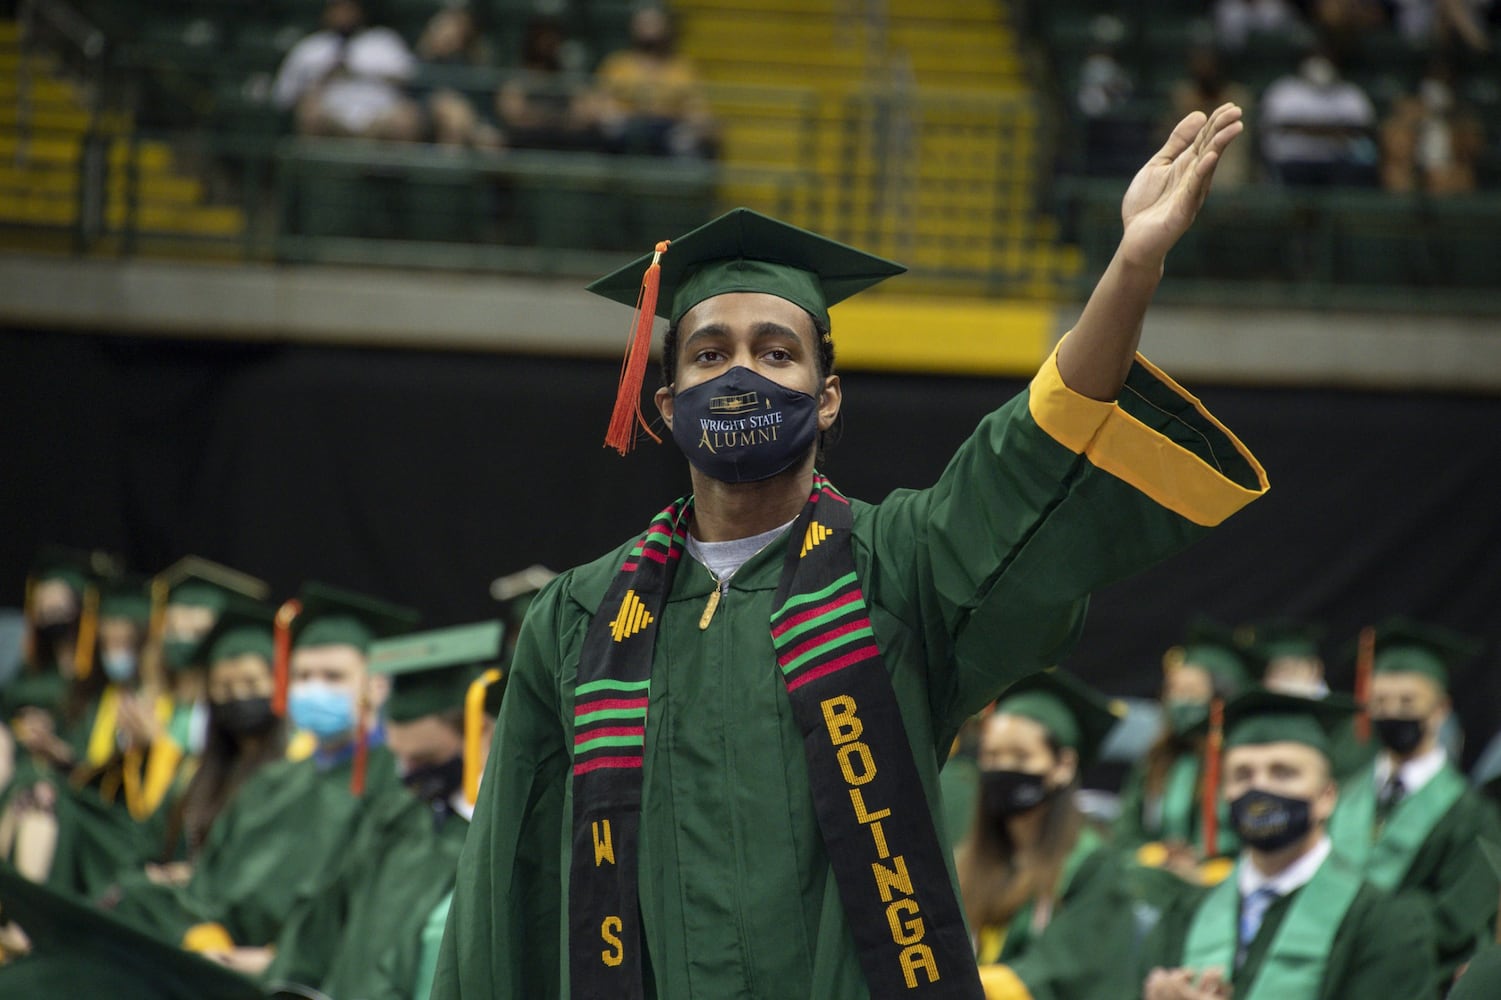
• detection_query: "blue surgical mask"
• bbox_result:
[288,681,357,740]
[101,650,138,684]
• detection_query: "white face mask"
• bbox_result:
[1267,676,1330,700]
[102,650,138,683]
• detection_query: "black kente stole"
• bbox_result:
[569,475,983,999]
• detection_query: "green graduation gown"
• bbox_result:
[1142,850,1437,999]
[1114,753,1239,858]
[265,782,469,1000]
[433,349,1268,999]
[977,829,1165,1000]
[1328,759,1501,985]
[102,743,396,947]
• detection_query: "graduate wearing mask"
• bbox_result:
[957,670,1150,1000]
[253,622,505,998]
[1326,619,1501,988]
[1116,624,1248,873]
[1142,690,1436,1000]
[435,100,1268,1000]
[101,582,415,953]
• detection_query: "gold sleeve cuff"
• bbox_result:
[181,922,235,953]
[1028,339,1269,527]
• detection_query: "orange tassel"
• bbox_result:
[75,583,100,680]
[272,598,302,717]
[1201,697,1224,858]
[1354,625,1375,745]
[351,696,369,796]
[604,240,670,455]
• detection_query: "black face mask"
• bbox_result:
[403,754,465,812]
[1374,716,1426,756]
[34,621,75,647]
[214,697,277,737]
[670,366,819,484]
[980,768,1052,819]
[1230,789,1313,852]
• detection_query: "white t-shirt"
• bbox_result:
[1261,76,1375,164]
[272,27,416,131]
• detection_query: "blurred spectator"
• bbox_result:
[1260,48,1379,185]
[496,16,603,152]
[271,0,422,141]
[1389,0,1494,51]
[594,7,717,158]
[1309,0,1389,41]
[1168,47,1255,187]
[413,6,502,150]
[1381,66,1486,193]
[1075,16,1150,176]
[1214,0,1302,49]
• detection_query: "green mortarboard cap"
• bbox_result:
[1238,618,1324,669]
[585,207,906,328]
[293,581,420,654]
[29,545,121,598]
[0,862,264,1000]
[97,575,152,626]
[191,598,277,667]
[369,621,505,723]
[155,556,270,608]
[1368,617,1481,692]
[1173,619,1250,695]
[993,668,1124,770]
[1219,687,1357,760]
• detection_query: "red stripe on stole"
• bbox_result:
[573,725,646,746]
[779,616,873,665]
[574,697,649,716]
[784,643,881,692]
[639,545,669,565]
[573,755,643,775]
[771,589,861,639]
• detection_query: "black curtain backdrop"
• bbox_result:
[4,326,1500,765]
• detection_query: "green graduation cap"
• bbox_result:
[29,545,122,599]
[1238,618,1324,669]
[156,556,270,613]
[0,862,264,1000]
[1367,617,1481,692]
[993,668,1124,770]
[1219,687,1358,761]
[368,620,506,723]
[191,597,277,668]
[1169,619,1251,696]
[587,207,906,328]
[97,574,152,627]
[292,581,420,655]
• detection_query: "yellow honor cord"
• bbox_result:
[464,668,504,806]
[75,583,100,680]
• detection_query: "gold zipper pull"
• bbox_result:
[699,584,722,630]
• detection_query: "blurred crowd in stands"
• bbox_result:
[264,0,717,157]
[1055,0,1497,192]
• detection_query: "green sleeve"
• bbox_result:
[1113,761,1153,849]
[430,579,571,999]
[860,344,1267,742]
[1412,794,1501,982]
[1005,851,1145,1000]
[1324,885,1436,1000]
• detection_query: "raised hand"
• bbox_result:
[1119,103,1243,269]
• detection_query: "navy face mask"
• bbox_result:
[1230,788,1312,852]
[669,366,819,483]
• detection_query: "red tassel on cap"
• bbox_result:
[351,696,370,796]
[272,598,302,717]
[604,240,670,455]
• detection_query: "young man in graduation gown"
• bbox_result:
[100,582,416,952]
[436,103,1267,1000]
[251,622,505,1000]
[1326,620,1501,988]
[1142,690,1436,1000]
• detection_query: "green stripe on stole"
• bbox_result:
[1327,762,1467,890]
[1183,851,1362,999]
[1159,756,1199,842]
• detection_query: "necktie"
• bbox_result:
[1378,774,1407,824]
[1237,887,1280,966]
